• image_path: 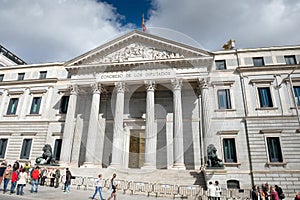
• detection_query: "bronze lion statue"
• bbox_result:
[35,144,56,165]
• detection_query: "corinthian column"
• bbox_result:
[171,79,185,169]
[84,82,102,167]
[142,80,157,169]
[60,84,79,165]
[199,78,211,163]
[110,82,125,168]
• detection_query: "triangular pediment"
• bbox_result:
[65,30,212,66]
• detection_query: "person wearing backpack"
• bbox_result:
[31,166,40,193]
[17,168,28,195]
[10,169,19,194]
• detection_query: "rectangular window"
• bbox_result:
[67,72,72,79]
[0,74,4,82]
[20,139,32,159]
[284,55,296,65]
[218,89,232,109]
[267,137,283,162]
[30,97,42,114]
[293,86,300,106]
[223,138,237,163]
[258,87,273,107]
[39,71,47,79]
[253,57,265,66]
[17,73,25,80]
[0,139,8,158]
[53,139,62,161]
[59,96,69,114]
[215,60,227,70]
[7,98,19,115]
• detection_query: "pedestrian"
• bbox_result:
[215,181,222,200]
[267,185,279,200]
[49,168,55,187]
[295,192,300,200]
[107,173,117,200]
[54,168,61,188]
[252,185,261,200]
[207,181,216,200]
[64,168,72,193]
[31,166,40,193]
[91,174,104,200]
[0,162,6,186]
[275,185,284,200]
[40,167,47,186]
[17,168,28,195]
[10,168,19,194]
[2,164,12,193]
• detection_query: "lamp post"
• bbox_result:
[277,63,300,125]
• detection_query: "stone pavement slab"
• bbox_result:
[0,184,168,200]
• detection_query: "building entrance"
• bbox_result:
[128,130,145,168]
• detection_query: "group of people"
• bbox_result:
[91,173,118,200]
[0,160,66,196]
[207,180,222,200]
[251,183,285,200]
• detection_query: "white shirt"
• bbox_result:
[215,185,222,197]
[208,183,216,197]
[95,177,102,187]
[17,172,28,185]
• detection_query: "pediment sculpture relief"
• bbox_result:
[89,43,184,64]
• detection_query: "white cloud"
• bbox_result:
[1,0,299,63]
[147,0,300,51]
[0,0,128,63]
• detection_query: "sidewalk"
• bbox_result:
[0,184,167,200]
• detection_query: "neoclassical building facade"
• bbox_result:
[0,31,300,194]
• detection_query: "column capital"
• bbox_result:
[115,82,126,93]
[145,80,156,91]
[198,78,209,90]
[69,84,79,95]
[171,79,182,91]
[91,82,102,94]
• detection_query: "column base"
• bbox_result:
[171,163,186,170]
[108,163,122,169]
[141,163,156,170]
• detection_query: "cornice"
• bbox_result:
[0,78,58,86]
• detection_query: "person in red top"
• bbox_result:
[295,192,300,200]
[10,170,18,194]
[31,166,40,193]
[267,186,280,200]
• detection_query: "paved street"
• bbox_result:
[0,184,168,200]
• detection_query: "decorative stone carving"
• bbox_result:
[171,79,182,91]
[89,43,184,64]
[145,80,155,91]
[91,82,102,94]
[69,84,79,95]
[35,144,57,165]
[198,78,209,89]
[115,82,126,93]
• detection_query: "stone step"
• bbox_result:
[66,167,206,187]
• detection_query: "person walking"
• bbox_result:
[91,174,104,200]
[10,168,19,194]
[267,185,279,200]
[54,168,61,188]
[2,164,12,193]
[207,181,216,200]
[0,162,7,186]
[215,181,222,200]
[17,168,28,195]
[64,168,72,193]
[107,173,117,200]
[275,185,284,200]
[252,185,261,200]
[31,166,40,193]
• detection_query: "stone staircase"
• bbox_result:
[68,167,206,188]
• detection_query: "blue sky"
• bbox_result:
[102,0,151,27]
[0,0,299,63]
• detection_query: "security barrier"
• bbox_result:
[128,181,153,196]
[178,185,203,199]
[153,183,178,198]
